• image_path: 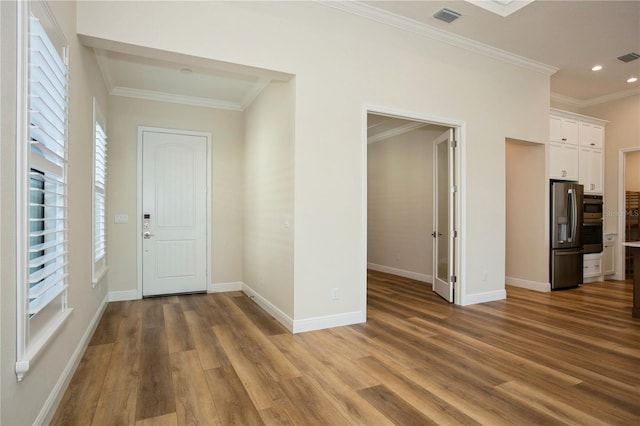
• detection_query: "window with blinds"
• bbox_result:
[16,2,71,381]
[93,107,107,284]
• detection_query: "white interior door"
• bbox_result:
[142,129,208,296]
[433,129,455,303]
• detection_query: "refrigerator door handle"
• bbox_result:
[567,188,576,243]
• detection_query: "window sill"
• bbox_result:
[92,266,108,288]
[16,307,73,381]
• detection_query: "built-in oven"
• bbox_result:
[583,194,603,253]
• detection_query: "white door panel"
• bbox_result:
[142,130,208,296]
[433,129,455,303]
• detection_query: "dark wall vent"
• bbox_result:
[433,8,461,24]
[617,52,640,63]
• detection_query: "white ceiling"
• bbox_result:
[91,0,640,110]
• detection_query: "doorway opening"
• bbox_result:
[620,149,640,281]
[364,108,463,314]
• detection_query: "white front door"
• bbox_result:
[433,129,455,303]
[141,129,208,296]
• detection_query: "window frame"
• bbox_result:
[92,99,108,285]
[15,0,72,381]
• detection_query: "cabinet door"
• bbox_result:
[563,118,579,145]
[591,125,604,149]
[588,149,603,193]
[550,142,579,180]
[603,242,615,275]
[579,123,604,149]
[550,116,563,143]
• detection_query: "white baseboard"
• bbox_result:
[461,289,507,305]
[39,293,109,425]
[208,281,243,293]
[108,290,139,302]
[367,263,432,283]
[241,283,294,332]
[506,276,551,292]
[292,310,366,333]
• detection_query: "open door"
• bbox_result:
[433,129,456,302]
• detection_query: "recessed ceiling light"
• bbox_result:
[180,67,193,74]
[628,77,638,83]
[591,65,603,71]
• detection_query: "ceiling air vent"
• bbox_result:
[433,8,461,24]
[617,52,640,63]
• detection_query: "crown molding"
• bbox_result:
[368,121,429,144]
[320,1,557,76]
[93,49,115,92]
[110,86,244,111]
[551,87,640,109]
[241,78,271,110]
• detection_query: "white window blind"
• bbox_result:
[93,114,107,283]
[28,13,68,315]
[16,4,71,381]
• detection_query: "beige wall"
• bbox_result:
[77,0,550,318]
[107,96,244,294]
[1,1,109,424]
[243,81,295,317]
[367,126,442,279]
[505,139,548,287]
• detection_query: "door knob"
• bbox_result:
[143,231,153,239]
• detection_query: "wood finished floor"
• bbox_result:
[52,271,640,425]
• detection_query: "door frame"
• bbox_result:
[136,126,212,299]
[362,105,466,316]
[617,147,640,281]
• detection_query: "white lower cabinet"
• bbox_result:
[583,253,603,281]
[603,234,616,276]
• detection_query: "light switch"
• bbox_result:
[114,214,129,224]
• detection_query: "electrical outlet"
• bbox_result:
[331,288,340,300]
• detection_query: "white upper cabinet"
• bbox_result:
[550,115,579,145]
[549,109,606,187]
[579,122,604,149]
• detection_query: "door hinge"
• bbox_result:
[453,230,458,238]
[450,140,457,148]
[450,274,457,283]
[451,185,457,193]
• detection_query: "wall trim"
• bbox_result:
[367,263,432,284]
[208,281,243,293]
[241,283,294,332]
[108,290,139,302]
[321,1,557,76]
[292,310,366,334]
[38,293,109,425]
[461,289,507,306]
[551,87,640,109]
[506,276,551,292]
[111,86,243,111]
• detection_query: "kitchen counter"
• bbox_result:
[622,242,640,318]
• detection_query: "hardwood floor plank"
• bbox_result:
[275,376,351,425]
[50,344,113,426]
[89,302,124,346]
[270,333,392,426]
[204,365,265,426]
[92,387,137,426]
[231,294,289,336]
[102,315,142,394]
[358,384,437,426]
[170,350,220,425]
[356,355,481,425]
[135,313,175,421]
[163,302,195,353]
[213,324,287,410]
[183,310,230,370]
[134,413,178,426]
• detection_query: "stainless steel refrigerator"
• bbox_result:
[550,181,584,290]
